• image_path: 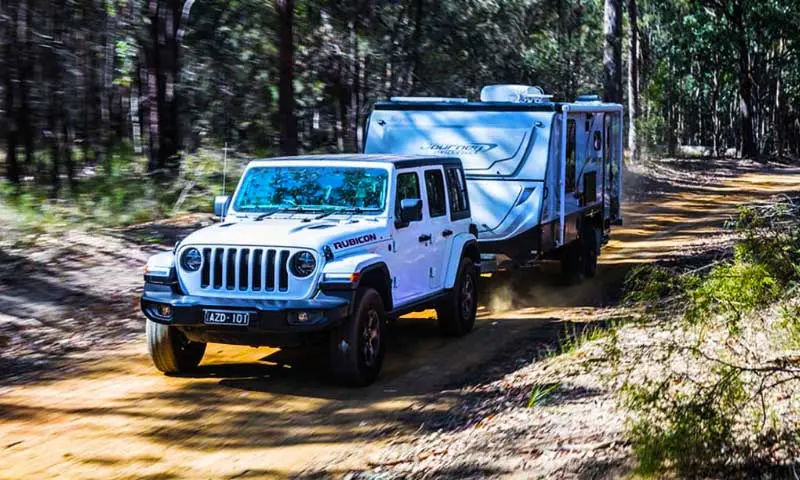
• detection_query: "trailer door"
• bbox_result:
[603,113,622,225]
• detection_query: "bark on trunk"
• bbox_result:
[626,0,639,163]
[732,1,757,158]
[603,0,623,103]
[407,0,424,94]
[277,0,298,155]
[3,0,20,184]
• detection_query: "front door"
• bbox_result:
[390,169,433,303]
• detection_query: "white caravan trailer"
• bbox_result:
[363,85,623,275]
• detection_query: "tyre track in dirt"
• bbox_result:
[1,163,799,479]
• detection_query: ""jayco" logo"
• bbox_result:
[333,233,378,250]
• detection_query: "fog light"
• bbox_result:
[287,311,323,325]
[158,304,172,317]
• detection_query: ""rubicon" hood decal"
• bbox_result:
[333,233,379,250]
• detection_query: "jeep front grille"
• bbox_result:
[200,247,291,292]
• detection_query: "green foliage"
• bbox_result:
[685,261,779,330]
[776,303,800,349]
[623,265,696,304]
[618,199,800,476]
[527,383,560,408]
[625,366,746,476]
[0,149,237,234]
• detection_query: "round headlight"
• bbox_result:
[181,248,203,272]
[290,251,317,277]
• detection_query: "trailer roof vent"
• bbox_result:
[576,94,601,103]
[480,85,553,104]
[389,96,468,103]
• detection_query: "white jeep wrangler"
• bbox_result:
[141,154,480,385]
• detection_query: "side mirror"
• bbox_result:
[214,195,231,219]
[397,198,423,227]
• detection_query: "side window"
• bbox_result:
[566,119,576,193]
[444,167,470,220]
[424,169,447,218]
[395,171,421,217]
[593,131,602,151]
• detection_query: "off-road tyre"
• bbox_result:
[582,226,601,278]
[329,288,387,386]
[146,319,206,373]
[437,258,478,336]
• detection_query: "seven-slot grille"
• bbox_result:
[199,247,292,292]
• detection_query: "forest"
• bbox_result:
[2,0,799,193]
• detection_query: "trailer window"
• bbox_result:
[445,167,470,220]
[395,171,421,217]
[424,169,447,218]
[566,119,576,193]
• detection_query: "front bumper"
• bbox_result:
[140,284,352,334]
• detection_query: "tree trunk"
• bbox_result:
[144,0,183,174]
[277,0,298,155]
[47,0,66,195]
[731,1,757,158]
[407,0,424,94]
[626,0,639,163]
[602,0,623,103]
[18,0,35,170]
[3,0,20,184]
[350,19,360,152]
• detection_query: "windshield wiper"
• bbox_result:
[254,209,281,221]
[313,207,364,220]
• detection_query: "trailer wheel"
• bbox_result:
[560,241,584,281]
[437,258,478,336]
[582,227,601,278]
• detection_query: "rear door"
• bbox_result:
[421,167,450,290]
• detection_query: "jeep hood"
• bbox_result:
[179,219,388,252]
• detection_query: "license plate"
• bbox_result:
[203,309,251,326]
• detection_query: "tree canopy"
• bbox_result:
[2,0,799,192]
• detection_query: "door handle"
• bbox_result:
[418,234,432,243]
[442,229,453,237]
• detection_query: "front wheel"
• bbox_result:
[329,288,387,386]
[146,320,206,373]
[437,258,478,336]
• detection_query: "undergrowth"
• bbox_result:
[614,198,800,477]
[0,148,244,243]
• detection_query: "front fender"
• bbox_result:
[443,233,480,289]
[322,252,385,280]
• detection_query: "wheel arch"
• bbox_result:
[355,263,393,311]
[444,235,481,289]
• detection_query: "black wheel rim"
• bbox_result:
[460,274,475,320]
[361,308,381,367]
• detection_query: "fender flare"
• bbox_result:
[443,234,481,289]
[321,254,393,310]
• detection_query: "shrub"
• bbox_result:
[617,198,800,476]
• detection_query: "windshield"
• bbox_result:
[233,165,389,213]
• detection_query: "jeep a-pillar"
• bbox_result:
[141,154,480,386]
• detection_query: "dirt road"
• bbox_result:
[2,160,799,479]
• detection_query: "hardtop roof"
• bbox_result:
[249,153,463,169]
[373,100,623,112]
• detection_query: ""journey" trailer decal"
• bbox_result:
[420,143,497,155]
